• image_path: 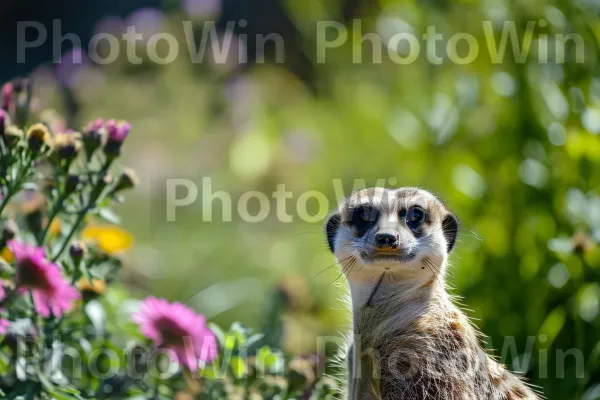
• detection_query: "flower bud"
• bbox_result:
[52,132,82,167]
[22,193,46,236]
[82,118,105,159]
[64,174,80,195]
[111,168,139,194]
[0,109,6,138]
[287,358,316,392]
[12,79,26,94]
[0,220,18,250]
[1,220,18,242]
[313,376,338,396]
[26,123,51,155]
[572,231,593,254]
[2,83,13,111]
[77,277,105,300]
[69,240,88,264]
[4,125,23,148]
[129,344,149,376]
[104,120,131,158]
[13,79,32,127]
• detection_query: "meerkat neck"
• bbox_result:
[349,272,448,334]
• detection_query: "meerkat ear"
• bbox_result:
[325,212,341,253]
[442,213,459,253]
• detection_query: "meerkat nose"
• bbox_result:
[375,232,399,249]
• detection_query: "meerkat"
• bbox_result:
[325,187,541,400]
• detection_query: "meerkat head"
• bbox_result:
[325,187,458,285]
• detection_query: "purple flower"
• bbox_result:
[2,83,13,110]
[56,48,88,88]
[8,240,80,318]
[133,297,217,370]
[126,8,164,44]
[0,285,8,335]
[88,118,104,132]
[94,16,125,36]
[183,0,221,17]
[0,319,9,335]
[106,120,131,143]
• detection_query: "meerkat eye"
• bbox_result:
[359,206,376,222]
[349,205,379,234]
[406,206,426,228]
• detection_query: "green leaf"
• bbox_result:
[98,208,121,224]
[537,307,566,349]
[208,322,226,350]
[244,333,265,354]
[230,356,247,379]
[46,388,87,400]
[84,300,106,337]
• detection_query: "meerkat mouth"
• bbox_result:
[361,249,418,264]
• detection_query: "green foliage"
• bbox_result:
[0,82,336,399]
[6,0,600,398]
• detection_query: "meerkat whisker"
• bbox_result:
[310,255,354,281]
[329,257,357,286]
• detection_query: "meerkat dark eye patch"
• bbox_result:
[442,213,459,252]
[347,205,379,237]
[325,212,341,253]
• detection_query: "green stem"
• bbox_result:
[51,204,91,262]
[0,190,13,216]
[50,160,111,261]
[0,288,17,307]
[37,194,65,245]
[0,155,32,216]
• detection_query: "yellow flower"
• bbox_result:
[1,247,14,263]
[81,224,133,254]
[49,219,62,237]
[26,123,51,153]
[52,132,82,163]
[77,278,106,298]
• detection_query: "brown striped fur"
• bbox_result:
[325,187,541,400]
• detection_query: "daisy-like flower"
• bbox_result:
[26,123,51,154]
[8,240,80,318]
[133,297,217,371]
[82,118,105,158]
[52,131,82,166]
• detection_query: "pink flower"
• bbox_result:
[8,240,80,318]
[86,118,104,133]
[2,83,13,110]
[133,297,217,370]
[106,119,131,143]
[0,319,9,335]
[0,284,9,335]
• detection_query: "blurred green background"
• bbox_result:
[17,0,600,398]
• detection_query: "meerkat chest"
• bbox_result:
[352,305,539,400]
